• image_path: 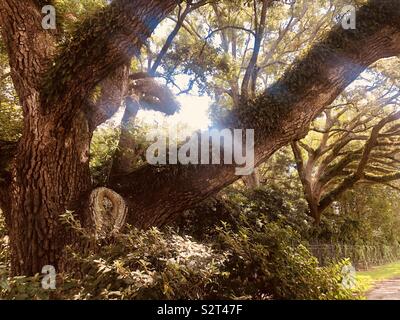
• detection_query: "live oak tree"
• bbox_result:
[292,72,400,223]
[149,0,356,187]
[0,0,181,276]
[0,0,400,276]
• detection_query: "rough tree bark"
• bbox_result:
[0,0,399,276]
[0,0,180,275]
[108,1,400,228]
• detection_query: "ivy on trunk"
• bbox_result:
[0,0,399,276]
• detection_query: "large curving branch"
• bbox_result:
[41,0,181,113]
[318,110,400,213]
[108,0,400,229]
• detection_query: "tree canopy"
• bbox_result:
[0,0,400,286]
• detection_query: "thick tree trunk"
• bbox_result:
[1,0,180,276]
[8,97,92,275]
[1,0,399,276]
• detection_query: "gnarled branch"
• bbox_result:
[108,1,400,228]
[41,0,181,112]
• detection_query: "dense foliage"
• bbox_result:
[0,212,355,300]
[1,0,399,300]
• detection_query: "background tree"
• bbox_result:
[292,67,400,223]
[0,0,399,276]
[146,0,360,187]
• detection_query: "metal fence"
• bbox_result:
[308,243,400,270]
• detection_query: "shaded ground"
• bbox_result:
[366,278,400,300]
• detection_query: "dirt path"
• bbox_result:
[367,278,400,300]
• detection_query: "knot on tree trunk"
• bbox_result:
[89,187,127,238]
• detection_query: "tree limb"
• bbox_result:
[108,1,400,228]
[241,0,272,100]
[319,110,400,213]
[150,0,209,75]
[41,0,181,112]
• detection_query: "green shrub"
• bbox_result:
[175,187,313,242]
[0,211,356,300]
[215,214,356,300]
[62,226,226,300]
[0,220,226,300]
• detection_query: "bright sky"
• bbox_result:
[106,90,212,136]
[136,93,211,132]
